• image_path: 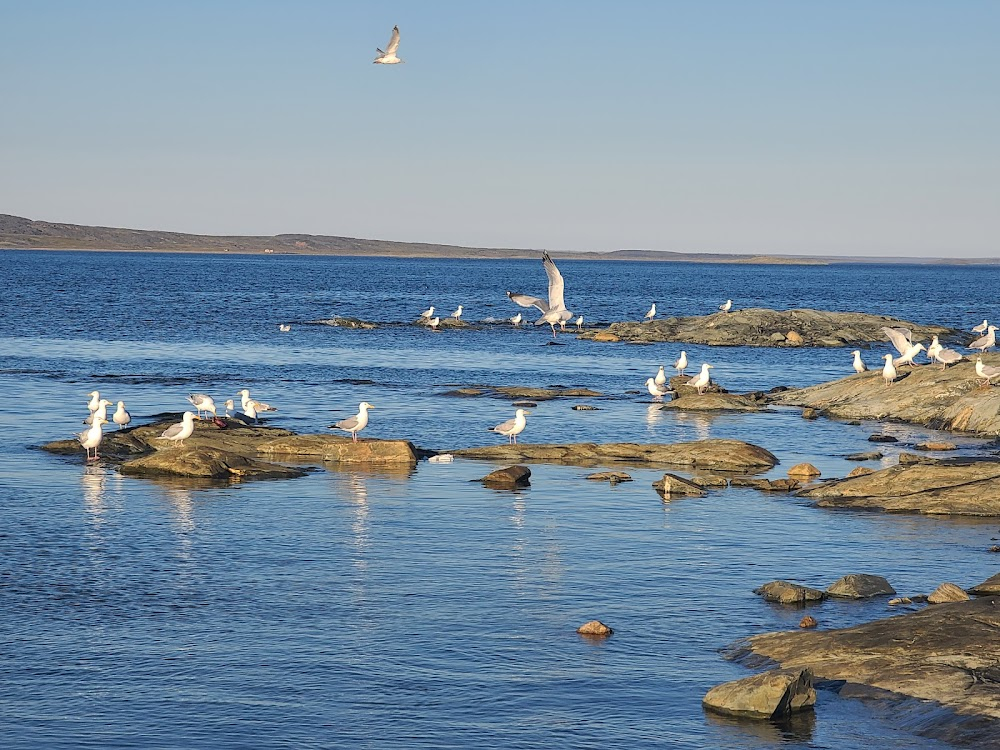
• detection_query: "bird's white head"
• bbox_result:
[117,401,125,407]
[183,411,197,421]
[360,402,375,410]
[87,390,99,397]
[884,353,894,361]
[991,326,999,333]
[237,389,250,397]
[851,350,861,357]
[915,344,926,352]
[704,363,714,370]
[515,408,529,417]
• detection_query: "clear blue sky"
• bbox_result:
[2,1,997,256]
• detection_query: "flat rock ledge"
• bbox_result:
[450,439,778,472]
[736,597,1000,743]
[703,668,815,719]
[42,416,419,481]
[578,308,955,348]
[797,458,1000,515]
[773,354,1000,436]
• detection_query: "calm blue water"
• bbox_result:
[1,249,997,749]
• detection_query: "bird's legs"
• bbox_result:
[550,322,557,339]
[352,431,358,443]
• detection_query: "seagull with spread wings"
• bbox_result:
[373,26,403,64]
[506,252,573,338]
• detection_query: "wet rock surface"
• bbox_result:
[451,439,779,472]
[797,458,1000,515]
[578,308,955,348]
[754,581,827,605]
[702,668,816,719]
[479,465,531,489]
[738,597,1000,739]
[773,354,1000,436]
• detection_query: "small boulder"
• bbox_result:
[927,582,970,604]
[689,474,730,489]
[826,574,895,599]
[801,407,820,420]
[785,331,804,345]
[480,465,531,489]
[847,467,875,478]
[846,451,883,461]
[576,620,613,637]
[769,332,787,342]
[511,401,537,408]
[799,616,818,629]
[652,473,707,498]
[888,597,913,606]
[914,441,958,451]
[787,463,821,478]
[729,477,800,492]
[868,434,898,443]
[702,668,815,719]
[898,452,935,466]
[754,581,827,605]
[969,572,1000,595]
[585,471,633,484]
[572,404,600,411]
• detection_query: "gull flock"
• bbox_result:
[71,250,998,460]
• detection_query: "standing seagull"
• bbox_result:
[489,409,528,444]
[719,299,733,313]
[894,343,926,368]
[973,319,989,334]
[159,412,197,447]
[373,25,403,64]
[932,347,962,369]
[851,350,868,374]
[975,357,1000,387]
[451,305,463,320]
[86,390,101,413]
[644,303,656,322]
[926,336,943,363]
[881,326,916,357]
[969,325,998,353]
[510,313,522,327]
[881,354,897,387]
[506,252,573,338]
[332,402,375,442]
[187,393,217,419]
[645,378,672,401]
[689,363,714,395]
[85,399,113,425]
[419,306,435,320]
[654,365,667,388]
[77,415,107,461]
[112,401,131,430]
[575,315,584,330]
[673,351,688,376]
[428,316,441,331]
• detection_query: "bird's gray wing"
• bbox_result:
[507,291,550,313]
[969,333,991,349]
[160,422,184,439]
[881,327,912,356]
[982,363,1000,377]
[542,252,566,311]
[385,25,400,54]
[491,417,517,433]
[336,416,360,431]
[188,393,210,406]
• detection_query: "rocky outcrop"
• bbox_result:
[826,574,895,599]
[257,434,418,465]
[310,316,378,329]
[738,597,1000,741]
[576,620,613,637]
[479,465,531,489]
[120,446,306,480]
[969,572,1000,596]
[579,308,955,348]
[772,355,1000,436]
[754,581,827,605]
[441,385,602,401]
[659,393,766,412]
[797,458,1000,515]
[451,439,779,472]
[787,463,821,478]
[585,471,633,483]
[702,669,816,719]
[729,477,800,492]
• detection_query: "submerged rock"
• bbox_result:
[312,316,378,329]
[799,616,818,629]
[579,308,954,348]
[826,574,896,599]
[441,385,602,401]
[702,668,816,719]
[729,477,800,492]
[846,451,883,461]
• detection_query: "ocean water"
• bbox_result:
[1,249,997,749]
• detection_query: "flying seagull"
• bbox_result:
[373,26,403,64]
[506,252,573,338]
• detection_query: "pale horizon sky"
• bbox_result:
[2,1,998,257]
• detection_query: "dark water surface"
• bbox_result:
[1,249,997,749]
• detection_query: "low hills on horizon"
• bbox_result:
[0,213,993,265]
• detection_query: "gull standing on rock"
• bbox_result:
[689,363,714,395]
[373,25,403,64]
[644,303,656,322]
[882,354,897,387]
[420,306,435,320]
[77,414,107,461]
[158,412,197,447]
[506,252,573,338]
[86,390,101,413]
[851,350,868,374]
[881,326,915,357]
[894,343,926,368]
[926,336,943,363]
[112,401,131,430]
[451,305,463,320]
[489,408,528,444]
[510,313,522,327]
[645,377,672,401]
[85,399,113,425]
[975,357,1000,387]
[237,389,277,413]
[575,315,584,330]
[224,399,235,417]
[969,325,998,353]
[674,351,688,376]
[333,402,375,442]
[932,347,962,369]
[719,299,733,313]
[428,316,441,331]
[654,365,667,388]
[973,319,989,334]
[187,393,217,419]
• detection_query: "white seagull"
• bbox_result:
[506,252,573,338]
[575,315,584,330]
[428,316,441,331]
[86,390,101,413]
[76,415,107,461]
[158,412,197,447]
[112,401,131,430]
[85,399,113,425]
[645,377,672,400]
[654,365,667,388]
[278,324,291,332]
[333,402,375,442]
[673,351,688,375]
[882,354,897,387]
[851,350,867,374]
[489,408,528,444]
[644,303,656,322]
[973,319,989,334]
[451,305,463,320]
[510,313,522,327]
[187,393,217,419]
[689,363,714,395]
[893,342,926,368]
[881,326,916,357]
[926,336,942,363]
[719,299,733,313]
[969,325,998,353]
[975,357,1000,387]
[419,306,435,320]
[932,347,962,369]
[373,25,403,65]
[224,399,235,416]
[237,389,277,413]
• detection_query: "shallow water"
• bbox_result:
[0,249,996,749]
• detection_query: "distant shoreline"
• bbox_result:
[1,214,997,265]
